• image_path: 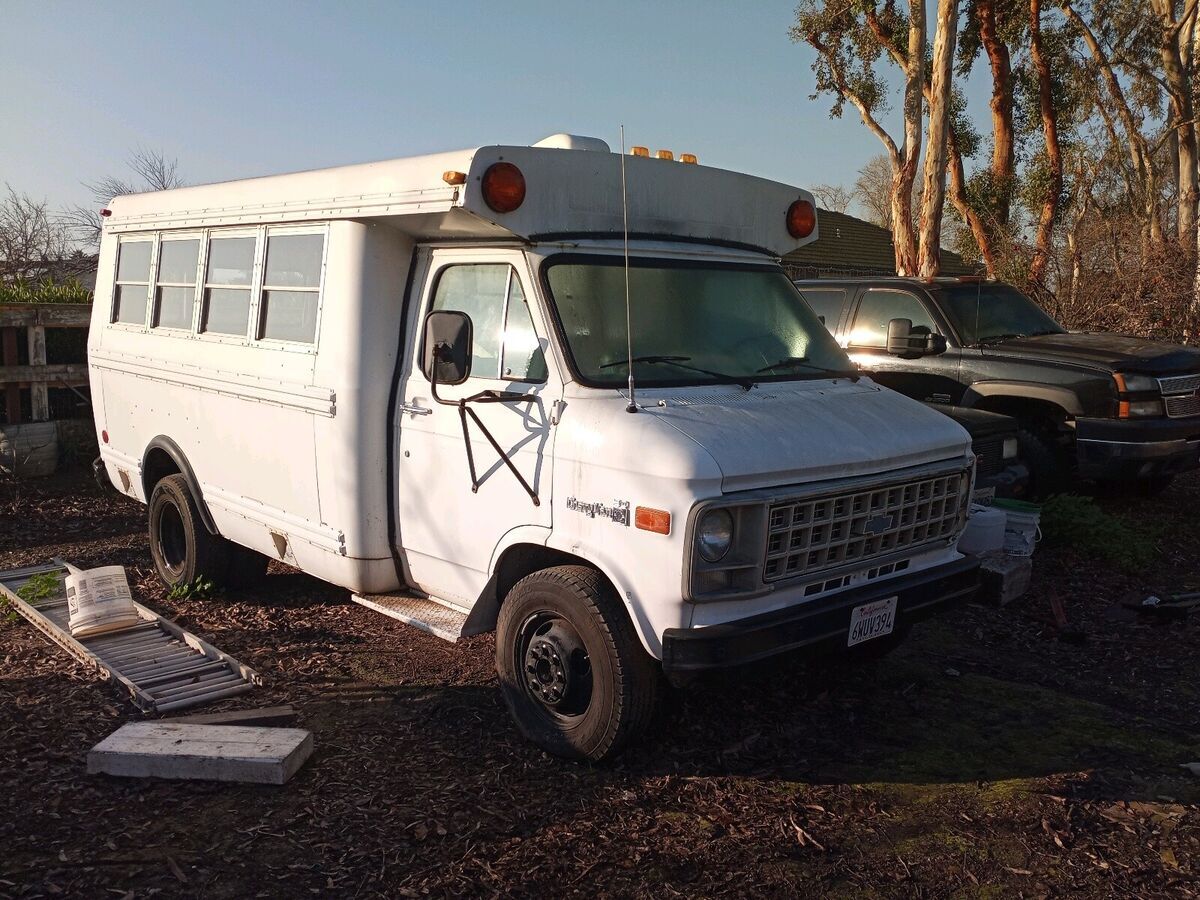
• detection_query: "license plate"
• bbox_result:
[847,596,898,647]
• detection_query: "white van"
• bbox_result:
[89,134,978,760]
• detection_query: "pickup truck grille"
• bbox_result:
[1159,373,1200,418]
[763,469,970,583]
[1165,393,1200,418]
[1158,373,1200,395]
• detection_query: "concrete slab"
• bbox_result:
[88,722,313,785]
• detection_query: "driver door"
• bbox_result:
[395,248,558,606]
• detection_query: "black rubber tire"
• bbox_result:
[1016,427,1066,498]
[496,565,662,762]
[147,474,229,589]
[225,543,270,587]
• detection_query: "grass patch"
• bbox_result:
[166,576,216,600]
[0,278,91,305]
[1039,493,1162,571]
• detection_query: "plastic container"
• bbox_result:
[993,499,1042,558]
[66,565,140,638]
[958,504,1007,555]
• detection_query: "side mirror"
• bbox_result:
[422,310,472,385]
[925,332,948,355]
[886,318,945,358]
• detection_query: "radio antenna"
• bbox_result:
[620,125,637,414]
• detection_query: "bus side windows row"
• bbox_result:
[109,228,325,346]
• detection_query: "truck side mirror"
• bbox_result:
[422,310,473,385]
[886,318,945,358]
[925,332,948,355]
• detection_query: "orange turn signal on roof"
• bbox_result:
[680,153,698,164]
[635,506,672,535]
[481,162,526,213]
[631,146,650,157]
[656,149,674,161]
[786,198,816,239]
[442,170,467,185]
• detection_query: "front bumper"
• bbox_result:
[1076,416,1200,480]
[661,555,980,674]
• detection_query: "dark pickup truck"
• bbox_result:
[796,277,1200,494]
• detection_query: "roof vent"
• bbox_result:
[532,133,611,153]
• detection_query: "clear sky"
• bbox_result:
[2,1,989,214]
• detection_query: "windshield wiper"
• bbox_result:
[600,355,754,391]
[755,356,860,380]
[976,332,1027,347]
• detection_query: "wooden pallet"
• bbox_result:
[0,561,262,713]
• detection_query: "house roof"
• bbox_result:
[781,208,976,276]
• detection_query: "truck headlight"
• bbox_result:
[696,509,734,562]
[1124,398,1165,417]
[1117,373,1159,392]
[1002,437,1018,460]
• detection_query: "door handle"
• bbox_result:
[400,401,432,416]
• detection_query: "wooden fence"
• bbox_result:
[0,303,91,425]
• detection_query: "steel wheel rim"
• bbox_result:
[156,502,187,577]
[516,611,593,720]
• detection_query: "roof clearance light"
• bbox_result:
[656,150,674,161]
[481,162,526,213]
[442,170,467,185]
[680,153,698,164]
[786,198,816,239]
[631,146,650,157]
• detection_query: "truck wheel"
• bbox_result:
[496,565,662,762]
[1016,428,1065,497]
[148,474,228,589]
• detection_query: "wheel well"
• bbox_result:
[142,447,181,498]
[972,396,1070,432]
[460,543,616,638]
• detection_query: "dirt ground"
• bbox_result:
[1,469,1198,898]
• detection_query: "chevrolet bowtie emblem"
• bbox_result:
[858,514,894,536]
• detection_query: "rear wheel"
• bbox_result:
[496,565,662,762]
[148,474,229,589]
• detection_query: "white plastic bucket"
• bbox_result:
[66,565,140,638]
[958,504,1006,555]
[994,501,1042,558]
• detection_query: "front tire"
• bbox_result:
[148,474,228,589]
[496,565,662,762]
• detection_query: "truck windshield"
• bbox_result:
[543,256,854,388]
[938,283,1066,346]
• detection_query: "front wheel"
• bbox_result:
[147,474,229,589]
[496,565,662,762]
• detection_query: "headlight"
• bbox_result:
[696,509,734,562]
[1117,373,1159,393]
[1002,436,1018,459]
[1125,398,1165,417]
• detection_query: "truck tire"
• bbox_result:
[496,565,662,762]
[1017,427,1065,498]
[148,474,229,589]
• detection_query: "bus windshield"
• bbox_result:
[938,283,1066,346]
[542,256,855,388]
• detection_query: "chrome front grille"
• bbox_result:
[1165,393,1200,418]
[763,470,970,583]
[1158,373,1200,395]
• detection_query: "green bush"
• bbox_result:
[0,278,91,305]
[1039,494,1161,571]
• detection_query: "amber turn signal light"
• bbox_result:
[656,150,674,161]
[786,198,816,239]
[635,506,672,535]
[442,170,467,186]
[630,146,650,157]
[481,162,526,213]
[679,153,698,164]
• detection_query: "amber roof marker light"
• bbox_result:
[786,198,816,239]
[481,162,526,213]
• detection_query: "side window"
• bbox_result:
[202,235,255,336]
[798,288,846,332]
[849,290,938,348]
[112,240,153,325]
[153,238,200,329]
[259,232,324,343]
[431,264,546,382]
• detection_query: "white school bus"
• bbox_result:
[89,133,978,760]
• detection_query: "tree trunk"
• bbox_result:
[1029,0,1063,287]
[947,128,997,274]
[976,0,1015,227]
[918,0,959,278]
[892,0,926,276]
[1151,0,1198,249]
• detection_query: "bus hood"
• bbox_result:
[636,378,972,493]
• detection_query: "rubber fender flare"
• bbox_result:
[141,436,219,535]
[960,381,1083,417]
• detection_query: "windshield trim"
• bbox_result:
[537,252,854,391]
